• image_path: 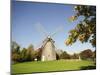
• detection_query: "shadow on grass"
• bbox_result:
[80,65,96,70]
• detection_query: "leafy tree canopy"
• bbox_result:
[65,5,96,47]
[80,49,93,60]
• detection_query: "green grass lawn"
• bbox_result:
[12,60,95,74]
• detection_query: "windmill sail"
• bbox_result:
[34,23,63,61]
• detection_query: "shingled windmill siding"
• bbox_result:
[41,37,56,61]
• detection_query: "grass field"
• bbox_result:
[12,60,95,74]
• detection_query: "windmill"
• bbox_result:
[35,23,63,61]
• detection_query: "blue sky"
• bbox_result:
[12,1,95,54]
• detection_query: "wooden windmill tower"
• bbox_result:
[41,36,56,61]
[35,23,62,61]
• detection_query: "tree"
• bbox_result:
[56,53,60,60]
[11,41,19,50]
[60,51,70,59]
[11,41,20,54]
[26,44,35,61]
[93,50,96,58]
[12,53,20,62]
[71,53,79,59]
[80,49,93,60]
[11,41,21,62]
[92,50,96,62]
[36,48,42,61]
[27,44,34,51]
[56,49,64,60]
[20,48,27,62]
[65,5,96,47]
